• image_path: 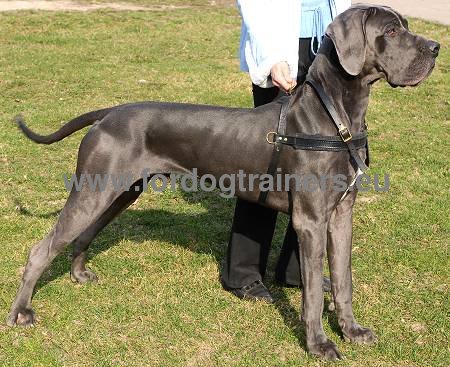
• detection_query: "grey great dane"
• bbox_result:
[8,5,439,360]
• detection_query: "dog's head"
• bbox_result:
[326,4,440,86]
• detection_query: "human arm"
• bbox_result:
[237,0,301,89]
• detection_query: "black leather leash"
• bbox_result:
[258,79,369,205]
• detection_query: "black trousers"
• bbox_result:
[221,38,315,289]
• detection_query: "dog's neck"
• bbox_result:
[290,37,372,136]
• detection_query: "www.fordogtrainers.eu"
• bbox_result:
[63,168,390,198]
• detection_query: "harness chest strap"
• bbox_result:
[258,79,369,205]
[268,130,368,151]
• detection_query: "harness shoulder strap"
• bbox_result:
[305,78,369,172]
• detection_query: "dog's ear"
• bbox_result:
[326,7,370,76]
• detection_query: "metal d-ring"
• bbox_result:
[266,131,277,144]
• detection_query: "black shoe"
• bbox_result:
[222,280,274,303]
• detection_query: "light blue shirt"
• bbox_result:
[300,0,337,54]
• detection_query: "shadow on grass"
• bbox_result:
[17,191,341,349]
[269,284,342,350]
[13,198,61,219]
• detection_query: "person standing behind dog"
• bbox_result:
[221,0,351,302]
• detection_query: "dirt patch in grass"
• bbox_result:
[0,1,236,12]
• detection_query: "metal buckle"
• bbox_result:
[266,131,277,144]
[339,126,352,142]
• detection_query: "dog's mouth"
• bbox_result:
[387,60,436,88]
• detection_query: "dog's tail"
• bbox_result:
[15,107,113,144]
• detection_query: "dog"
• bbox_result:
[8,5,439,360]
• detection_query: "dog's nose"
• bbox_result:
[427,40,440,57]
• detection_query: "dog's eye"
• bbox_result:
[385,28,397,37]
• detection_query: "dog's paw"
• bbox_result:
[7,307,36,327]
[70,269,98,284]
[308,339,343,360]
[343,324,376,344]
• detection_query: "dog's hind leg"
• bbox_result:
[7,186,129,327]
[70,181,144,284]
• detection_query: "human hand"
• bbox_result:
[270,61,296,92]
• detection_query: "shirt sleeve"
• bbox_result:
[237,0,301,88]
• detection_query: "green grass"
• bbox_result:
[0,3,449,367]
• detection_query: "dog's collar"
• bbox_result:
[317,35,343,72]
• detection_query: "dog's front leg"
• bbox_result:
[327,190,376,344]
[292,199,343,360]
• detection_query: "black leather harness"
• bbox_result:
[257,78,369,205]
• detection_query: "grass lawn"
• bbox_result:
[0,2,449,366]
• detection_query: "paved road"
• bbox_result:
[354,0,449,25]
